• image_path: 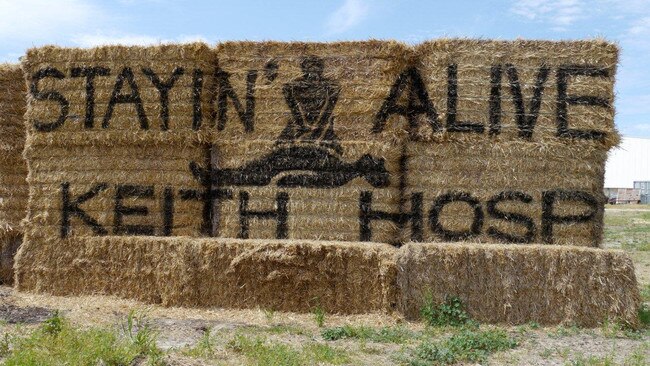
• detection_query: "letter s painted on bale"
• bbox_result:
[30,67,69,132]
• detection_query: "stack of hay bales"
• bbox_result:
[394,40,634,325]
[401,40,618,246]
[0,64,27,285]
[10,39,639,325]
[213,41,410,242]
[15,44,214,290]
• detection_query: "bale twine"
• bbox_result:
[0,64,27,285]
[399,40,619,246]
[397,243,640,326]
[212,41,410,242]
[16,44,216,289]
[16,236,398,314]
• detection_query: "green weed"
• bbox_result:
[303,343,350,364]
[229,334,303,366]
[321,325,414,343]
[263,308,275,323]
[42,310,63,335]
[228,334,350,365]
[407,327,518,365]
[264,324,311,336]
[313,305,326,328]
[420,295,470,327]
[183,328,216,359]
[122,310,162,360]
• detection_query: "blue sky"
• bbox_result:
[1,0,648,137]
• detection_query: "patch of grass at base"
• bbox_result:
[566,353,616,366]
[2,311,164,366]
[228,334,350,366]
[264,324,311,336]
[229,334,303,366]
[407,327,518,365]
[303,343,350,364]
[321,325,414,343]
[623,344,649,366]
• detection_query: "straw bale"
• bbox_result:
[0,64,28,284]
[414,39,618,144]
[22,44,214,141]
[0,232,21,285]
[15,236,398,314]
[212,41,411,242]
[0,65,27,231]
[400,40,618,246]
[397,242,640,326]
[21,44,215,247]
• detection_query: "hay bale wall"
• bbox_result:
[212,41,410,242]
[396,243,639,326]
[399,40,618,246]
[14,40,635,322]
[15,236,397,314]
[0,64,27,285]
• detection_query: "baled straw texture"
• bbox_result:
[212,41,410,243]
[0,64,27,284]
[21,44,214,251]
[397,242,639,326]
[14,234,639,325]
[400,40,619,246]
[15,236,397,314]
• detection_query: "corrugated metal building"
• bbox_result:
[605,137,650,196]
[634,181,650,204]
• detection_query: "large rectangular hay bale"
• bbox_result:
[397,243,639,326]
[15,236,398,314]
[211,41,410,243]
[0,64,28,285]
[400,40,619,246]
[19,43,214,244]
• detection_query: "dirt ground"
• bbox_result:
[0,205,649,365]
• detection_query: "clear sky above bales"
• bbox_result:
[0,0,648,137]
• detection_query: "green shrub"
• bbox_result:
[42,310,63,335]
[420,295,470,327]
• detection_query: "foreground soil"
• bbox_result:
[0,284,648,365]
